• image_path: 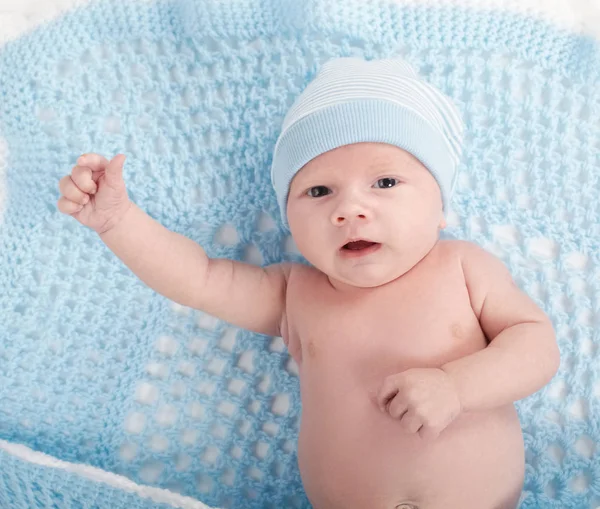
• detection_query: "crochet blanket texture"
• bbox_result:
[0,0,599,508]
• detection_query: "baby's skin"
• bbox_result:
[57,142,560,509]
[285,245,525,509]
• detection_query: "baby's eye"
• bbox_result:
[307,186,330,198]
[374,178,399,189]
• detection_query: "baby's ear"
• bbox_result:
[439,215,447,230]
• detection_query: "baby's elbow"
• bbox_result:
[543,320,561,380]
[547,345,561,382]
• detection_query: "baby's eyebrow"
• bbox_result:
[368,157,393,170]
[369,157,420,175]
[368,162,401,174]
[368,153,413,171]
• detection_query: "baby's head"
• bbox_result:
[271,57,464,289]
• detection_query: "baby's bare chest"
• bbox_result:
[286,250,488,377]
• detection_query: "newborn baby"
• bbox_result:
[57,58,560,509]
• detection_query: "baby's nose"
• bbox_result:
[330,198,370,226]
[332,212,367,225]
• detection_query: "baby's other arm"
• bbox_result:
[441,241,561,412]
[101,204,291,337]
[58,152,290,338]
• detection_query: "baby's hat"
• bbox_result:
[270,57,464,228]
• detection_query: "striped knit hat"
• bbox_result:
[270,57,464,228]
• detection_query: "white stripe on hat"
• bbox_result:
[280,58,463,164]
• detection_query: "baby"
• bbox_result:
[57,58,560,509]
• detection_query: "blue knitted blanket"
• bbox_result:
[0,0,599,508]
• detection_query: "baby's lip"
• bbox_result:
[339,238,379,250]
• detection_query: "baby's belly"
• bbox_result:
[298,378,525,509]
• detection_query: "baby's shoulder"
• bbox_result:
[438,239,512,292]
[433,239,501,281]
[439,238,504,265]
[285,261,322,284]
[434,238,478,261]
[281,262,331,301]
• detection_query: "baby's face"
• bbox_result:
[287,142,446,290]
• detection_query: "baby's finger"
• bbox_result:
[418,424,441,441]
[377,375,401,411]
[58,175,90,205]
[71,165,97,194]
[57,196,84,215]
[77,153,110,173]
[398,408,422,433]
[387,395,409,420]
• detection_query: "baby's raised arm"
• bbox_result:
[58,153,289,337]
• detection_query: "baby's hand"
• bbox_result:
[57,153,131,234]
[376,368,462,440]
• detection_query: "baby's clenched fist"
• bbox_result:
[377,367,462,441]
[57,153,131,234]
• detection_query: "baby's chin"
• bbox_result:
[327,265,406,290]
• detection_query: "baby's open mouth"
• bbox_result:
[342,240,379,250]
[339,240,381,258]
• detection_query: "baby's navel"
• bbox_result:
[307,340,317,359]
